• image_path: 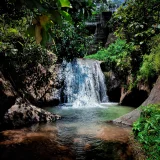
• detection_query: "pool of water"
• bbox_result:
[0,103,135,160]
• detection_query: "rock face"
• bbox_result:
[105,33,117,48]
[103,71,121,102]
[142,76,160,106]
[113,109,141,126]
[0,71,17,123]
[113,76,160,126]
[4,98,60,128]
[23,62,61,107]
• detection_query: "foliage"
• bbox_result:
[109,0,160,76]
[150,34,160,73]
[0,0,95,100]
[0,0,73,46]
[51,21,93,61]
[0,33,55,99]
[137,34,160,83]
[0,11,55,99]
[85,38,134,81]
[0,0,94,47]
[137,54,156,83]
[101,0,160,87]
[112,0,160,49]
[67,0,93,23]
[133,104,160,160]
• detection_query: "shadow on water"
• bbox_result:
[0,104,135,160]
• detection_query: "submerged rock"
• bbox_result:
[0,129,75,160]
[4,98,60,128]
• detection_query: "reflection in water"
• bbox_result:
[0,104,135,160]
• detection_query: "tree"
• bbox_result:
[112,0,160,54]
[0,0,73,46]
[110,0,160,75]
[0,0,94,47]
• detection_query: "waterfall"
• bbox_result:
[60,58,108,107]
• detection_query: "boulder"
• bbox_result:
[112,109,141,126]
[23,63,61,107]
[142,76,160,106]
[4,98,61,128]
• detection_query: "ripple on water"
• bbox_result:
[0,104,135,160]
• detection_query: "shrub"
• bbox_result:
[85,38,134,82]
[133,104,160,160]
[137,54,156,82]
[137,34,160,83]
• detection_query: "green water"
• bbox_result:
[0,103,135,160]
[45,103,134,123]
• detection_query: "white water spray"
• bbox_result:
[61,58,108,107]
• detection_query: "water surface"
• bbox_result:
[0,103,135,160]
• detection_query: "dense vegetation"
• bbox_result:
[133,104,160,160]
[86,38,135,83]
[86,0,160,88]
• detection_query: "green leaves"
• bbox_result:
[51,19,92,61]
[113,0,160,52]
[85,38,133,80]
[133,104,160,159]
[59,0,71,8]
[60,11,72,22]
[137,33,160,83]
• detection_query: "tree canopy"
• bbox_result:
[0,0,94,47]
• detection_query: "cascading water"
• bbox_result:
[60,58,108,107]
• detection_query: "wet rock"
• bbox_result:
[103,71,121,102]
[4,98,61,128]
[142,76,160,106]
[112,109,141,126]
